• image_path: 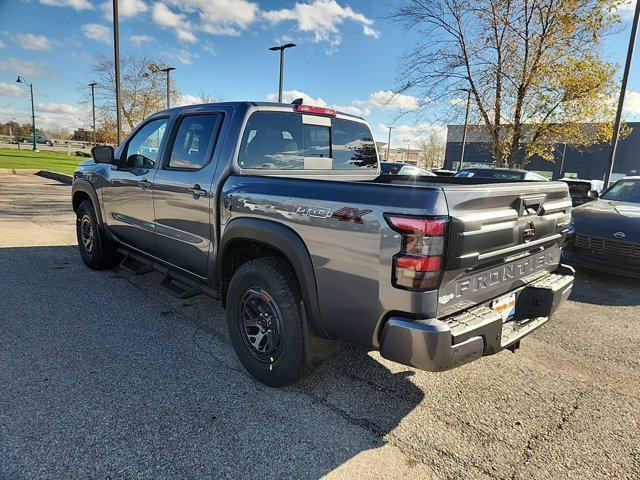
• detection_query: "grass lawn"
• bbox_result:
[0,148,88,175]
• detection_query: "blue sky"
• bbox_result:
[1,0,640,146]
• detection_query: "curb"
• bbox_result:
[0,168,72,185]
[36,170,73,185]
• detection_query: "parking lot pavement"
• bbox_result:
[0,174,638,480]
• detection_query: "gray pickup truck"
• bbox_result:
[72,100,575,386]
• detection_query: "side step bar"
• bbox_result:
[117,248,221,301]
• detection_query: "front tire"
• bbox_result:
[226,257,309,387]
[76,200,118,270]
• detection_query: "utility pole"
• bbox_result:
[386,126,393,161]
[159,66,176,109]
[89,82,98,145]
[558,142,567,179]
[459,89,471,171]
[269,43,297,102]
[605,0,640,186]
[16,75,37,151]
[113,0,123,144]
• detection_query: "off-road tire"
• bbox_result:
[76,200,118,270]
[226,257,310,387]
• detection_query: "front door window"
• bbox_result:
[121,118,168,169]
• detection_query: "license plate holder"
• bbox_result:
[492,292,517,323]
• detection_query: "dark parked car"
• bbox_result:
[564,177,640,278]
[560,178,604,207]
[380,162,435,176]
[431,169,457,177]
[454,167,549,181]
[15,134,53,146]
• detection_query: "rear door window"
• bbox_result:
[166,114,222,170]
[238,112,377,171]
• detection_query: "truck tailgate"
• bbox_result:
[437,181,572,317]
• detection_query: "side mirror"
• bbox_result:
[91,145,114,164]
[588,190,599,199]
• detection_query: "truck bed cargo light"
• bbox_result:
[294,104,337,117]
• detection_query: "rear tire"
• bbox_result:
[226,257,309,387]
[76,200,118,270]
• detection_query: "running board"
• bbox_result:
[119,252,154,275]
[159,273,203,300]
[117,248,221,301]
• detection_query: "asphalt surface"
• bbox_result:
[0,174,638,480]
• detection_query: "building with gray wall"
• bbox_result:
[444,123,640,182]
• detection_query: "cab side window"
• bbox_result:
[167,114,221,170]
[121,118,168,170]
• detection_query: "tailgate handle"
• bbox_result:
[515,194,547,215]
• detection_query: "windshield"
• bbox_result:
[398,165,434,176]
[564,181,591,197]
[455,169,523,180]
[601,180,640,203]
[380,163,404,174]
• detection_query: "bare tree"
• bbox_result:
[393,0,626,167]
[90,53,180,142]
[417,132,446,168]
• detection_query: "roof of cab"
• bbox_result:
[155,101,365,121]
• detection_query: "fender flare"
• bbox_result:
[72,179,104,226]
[218,217,330,339]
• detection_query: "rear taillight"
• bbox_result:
[385,215,447,291]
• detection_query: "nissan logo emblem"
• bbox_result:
[614,232,626,239]
[523,222,536,243]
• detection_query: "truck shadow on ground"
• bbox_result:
[1,245,426,479]
[568,268,640,307]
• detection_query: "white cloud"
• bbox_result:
[0,82,25,96]
[0,58,43,77]
[82,23,113,45]
[263,0,379,47]
[168,49,198,65]
[265,89,421,117]
[378,122,447,148]
[266,89,329,106]
[130,34,153,46]
[169,0,259,35]
[151,3,197,43]
[617,0,635,18]
[16,33,52,51]
[623,90,640,116]
[150,1,259,41]
[0,40,6,49]
[179,94,201,106]
[39,0,93,10]
[101,0,148,20]
[355,90,421,114]
[36,102,80,114]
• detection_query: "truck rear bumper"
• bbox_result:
[378,265,574,372]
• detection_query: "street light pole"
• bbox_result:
[459,89,471,171]
[89,82,98,145]
[16,75,37,151]
[269,43,297,102]
[113,0,123,145]
[386,126,393,161]
[159,67,176,109]
[605,0,640,186]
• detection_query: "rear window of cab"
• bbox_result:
[238,111,378,171]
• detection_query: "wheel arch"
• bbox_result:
[72,180,104,226]
[218,217,330,339]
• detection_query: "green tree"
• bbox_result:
[393,0,628,167]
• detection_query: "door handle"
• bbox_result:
[188,184,208,198]
[138,179,152,189]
